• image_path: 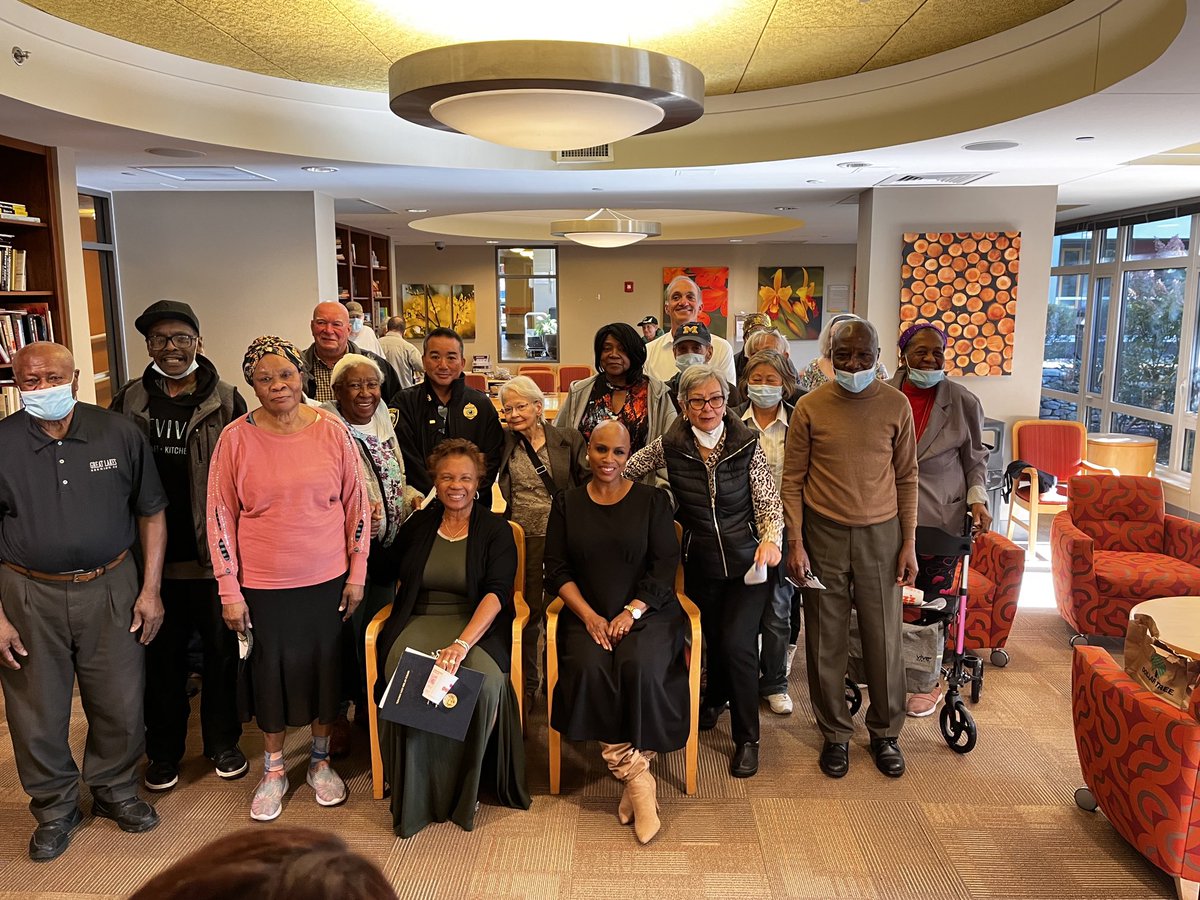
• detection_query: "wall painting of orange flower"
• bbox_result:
[900,231,1020,376]
[758,267,823,340]
[663,266,729,338]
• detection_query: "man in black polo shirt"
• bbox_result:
[111,300,248,793]
[0,342,168,861]
[301,301,399,404]
[393,327,504,494]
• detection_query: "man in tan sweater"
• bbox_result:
[782,319,918,779]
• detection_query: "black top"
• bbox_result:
[0,403,168,572]
[392,375,505,494]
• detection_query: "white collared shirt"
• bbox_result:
[742,403,789,492]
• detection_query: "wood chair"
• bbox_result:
[364,519,530,800]
[546,521,701,796]
[557,365,592,392]
[464,372,489,392]
[520,370,556,394]
[1005,419,1113,556]
[518,364,554,375]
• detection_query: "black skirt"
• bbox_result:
[240,574,346,733]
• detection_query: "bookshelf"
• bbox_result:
[335,224,392,328]
[0,135,66,407]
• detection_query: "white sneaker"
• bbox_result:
[766,692,793,715]
[785,644,797,678]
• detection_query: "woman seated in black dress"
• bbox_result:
[373,439,531,838]
[544,419,686,845]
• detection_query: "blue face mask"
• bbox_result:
[906,367,945,389]
[21,382,77,421]
[675,352,706,373]
[747,384,783,408]
[834,367,876,394]
[349,318,364,334]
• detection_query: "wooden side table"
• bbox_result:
[1086,433,1158,476]
[1129,596,1200,660]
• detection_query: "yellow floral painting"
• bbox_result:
[402,283,476,339]
[758,267,822,340]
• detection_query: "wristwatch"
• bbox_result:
[623,604,643,620]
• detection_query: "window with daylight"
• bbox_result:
[1041,212,1200,478]
[498,247,558,362]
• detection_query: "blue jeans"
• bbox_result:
[758,568,793,696]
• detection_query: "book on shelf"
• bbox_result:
[0,385,22,419]
[0,304,53,358]
[0,202,29,217]
[0,248,26,291]
[0,213,40,224]
[12,250,25,291]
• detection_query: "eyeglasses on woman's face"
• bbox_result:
[685,394,726,411]
[501,401,537,416]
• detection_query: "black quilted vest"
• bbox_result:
[662,414,760,579]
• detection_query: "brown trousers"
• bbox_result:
[801,507,906,743]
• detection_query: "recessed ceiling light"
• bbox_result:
[301,165,339,173]
[145,147,207,159]
[775,206,797,211]
[729,239,743,243]
[962,140,1019,152]
[407,208,429,213]
[486,240,500,244]
[805,179,825,185]
[1076,135,1095,142]
[591,187,604,191]
[836,161,871,169]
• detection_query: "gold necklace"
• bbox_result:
[440,515,469,540]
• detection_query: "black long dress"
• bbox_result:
[544,482,689,751]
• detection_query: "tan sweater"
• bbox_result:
[781,379,919,541]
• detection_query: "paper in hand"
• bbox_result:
[787,571,827,590]
[743,561,768,585]
[422,664,459,706]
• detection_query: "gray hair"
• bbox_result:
[497,375,545,408]
[664,275,702,306]
[831,317,880,353]
[678,363,728,406]
[330,352,383,387]
[745,329,788,356]
[817,313,863,358]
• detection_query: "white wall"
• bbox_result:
[394,242,858,370]
[112,191,332,387]
[856,185,1058,423]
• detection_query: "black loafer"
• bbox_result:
[698,703,727,731]
[819,740,850,779]
[730,742,759,778]
[213,747,249,780]
[92,796,160,833]
[869,737,906,778]
[29,807,83,861]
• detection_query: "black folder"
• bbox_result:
[378,648,483,741]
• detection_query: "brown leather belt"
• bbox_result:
[2,549,128,584]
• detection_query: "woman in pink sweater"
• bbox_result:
[207,336,369,823]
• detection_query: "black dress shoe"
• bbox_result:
[698,703,727,731]
[730,742,759,778]
[819,740,850,778]
[869,737,906,778]
[29,807,83,861]
[92,796,160,833]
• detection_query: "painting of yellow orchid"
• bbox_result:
[758,267,823,340]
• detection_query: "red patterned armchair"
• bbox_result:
[962,530,1025,666]
[1072,646,1200,900]
[1052,475,1200,644]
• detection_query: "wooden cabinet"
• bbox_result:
[0,135,67,406]
[335,224,391,328]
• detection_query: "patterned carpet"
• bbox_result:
[0,606,1176,900]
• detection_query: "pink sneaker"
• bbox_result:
[250,771,288,822]
[307,759,347,807]
[906,683,943,718]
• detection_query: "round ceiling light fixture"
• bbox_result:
[836,161,871,169]
[146,147,207,158]
[962,140,1019,151]
[301,165,339,173]
[389,41,704,152]
[407,208,429,213]
[550,208,662,248]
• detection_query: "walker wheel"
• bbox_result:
[990,648,1010,668]
[1069,634,1088,648]
[939,700,977,754]
[844,678,862,716]
[1074,787,1098,812]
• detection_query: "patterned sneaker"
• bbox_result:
[249,771,288,822]
[307,759,347,807]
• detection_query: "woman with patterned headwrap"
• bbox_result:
[206,336,370,823]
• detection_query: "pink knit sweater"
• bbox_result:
[206,407,370,604]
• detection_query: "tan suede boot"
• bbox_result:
[627,770,660,844]
[618,784,634,825]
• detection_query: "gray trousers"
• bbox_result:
[0,555,146,824]
[801,508,906,743]
[521,533,548,694]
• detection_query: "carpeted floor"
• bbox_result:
[0,604,1176,900]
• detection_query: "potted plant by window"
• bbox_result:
[536,317,558,359]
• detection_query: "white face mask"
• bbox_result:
[906,367,945,389]
[152,359,200,381]
[834,367,876,394]
[747,384,783,408]
[692,420,725,449]
[21,382,77,421]
[674,352,706,373]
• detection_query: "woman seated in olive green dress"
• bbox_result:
[373,439,531,838]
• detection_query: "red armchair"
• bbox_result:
[962,530,1025,666]
[1072,646,1200,900]
[1052,475,1200,644]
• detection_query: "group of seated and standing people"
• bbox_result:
[496,375,588,699]
[0,280,990,861]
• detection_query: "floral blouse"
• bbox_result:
[576,377,651,453]
[797,358,890,394]
[352,428,408,548]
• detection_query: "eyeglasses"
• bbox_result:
[342,380,381,392]
[147,334,197,351]
[501,402,537,416]
[685,395,726,411]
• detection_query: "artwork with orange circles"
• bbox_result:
[900,231,1020,376]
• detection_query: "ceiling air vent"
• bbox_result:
[131,165,275,182]
[875,172,992,186]
[553,145,613,163]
